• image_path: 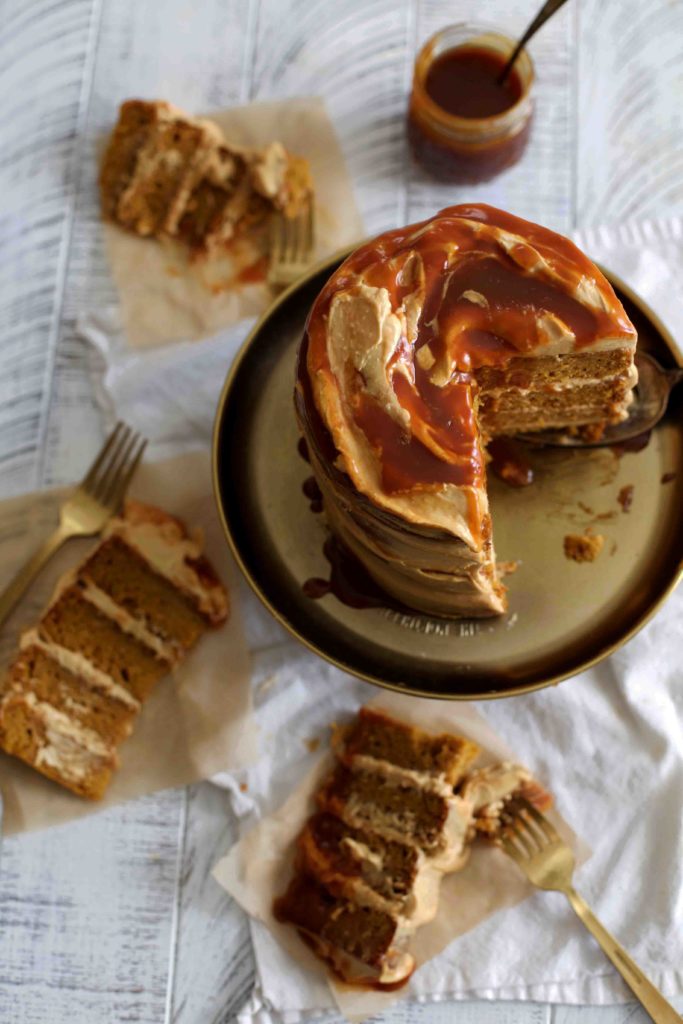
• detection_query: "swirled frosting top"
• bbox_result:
[303,204,636,543]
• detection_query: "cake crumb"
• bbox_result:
[617,484,634,512]
[305,737,321,754]
[661,472,676,484]
[564,532,604,563]
[568,422,606,443]
[497,560,519,577]
[239,782,248,792]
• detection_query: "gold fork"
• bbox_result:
[0,422,147,629]
[500,798,681,1024]
[267,196,316,289]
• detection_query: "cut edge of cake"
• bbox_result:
[99,99,313,259]
[275,707,553,989]
[299,204,638,620]
[0,500,228,800]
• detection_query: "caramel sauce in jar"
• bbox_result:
[408,25,534,182]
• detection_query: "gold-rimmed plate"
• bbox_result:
[212,251,683,699]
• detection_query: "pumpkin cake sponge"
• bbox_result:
[0,501,228,799]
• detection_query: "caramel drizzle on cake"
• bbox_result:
[274,708,551,990]
[100,99,312,258]
[0,501,228,800]
[297,204,637,617]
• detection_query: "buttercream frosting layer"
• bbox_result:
[105,500,229,624]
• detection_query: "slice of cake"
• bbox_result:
[297,812,428,918]
[275,708,554,988]
[296,203,637,618]
[274,872,415,990]
[0,501,228,799]
[274,708,480,989]
[100,99,312,258]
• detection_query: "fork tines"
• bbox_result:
[499,796,560,858]
[81,422,147,512]
[268,195,316,286]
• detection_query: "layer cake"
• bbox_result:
[296,204,638,617]
[275,707,549,989]
[100,99,312,258]
[0,501,228,799]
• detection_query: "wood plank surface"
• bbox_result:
[1,0,682,1021]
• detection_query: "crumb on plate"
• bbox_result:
[617,484,634,512]
[563,532,604,563]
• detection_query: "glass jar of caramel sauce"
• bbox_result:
[408,24,534,183]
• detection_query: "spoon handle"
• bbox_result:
[498,0,572,85]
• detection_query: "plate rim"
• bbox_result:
[212,245,683,700]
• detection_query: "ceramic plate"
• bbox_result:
[212,252,683,699]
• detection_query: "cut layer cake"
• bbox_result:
[296,204,637,617]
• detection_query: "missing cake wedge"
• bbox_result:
[0,501,228,799]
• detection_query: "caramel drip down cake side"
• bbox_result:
[0,500,228,800]
[299,204,638,620]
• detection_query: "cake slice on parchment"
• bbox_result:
[274,708,550,989]
[100,99,312,259]
[0,501,228,800]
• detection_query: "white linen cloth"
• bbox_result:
[77,215,683,1015]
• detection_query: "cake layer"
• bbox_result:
[273,871,415,988]
[0,501,228,800]
[474,347,634,391]
[178,148,250,250]
[100,100,312,257]
[338,708,480,785]
[104,500,229,625]
[116,114,213,236]
[477,348,638,437]
[7,645,137,745]
[318,764,470,861]
[298,811,420,911]
[480,378,635,435]
[297,811,450,927]
[100,100,159,221]
[19,629,141,711]
[40,585,170,703]
[80,536,208,650]
[0,690,117,800]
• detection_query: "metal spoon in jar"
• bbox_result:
[515,351,683,448]
[498,0,573,86]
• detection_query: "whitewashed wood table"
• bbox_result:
[1,0,682,1021]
